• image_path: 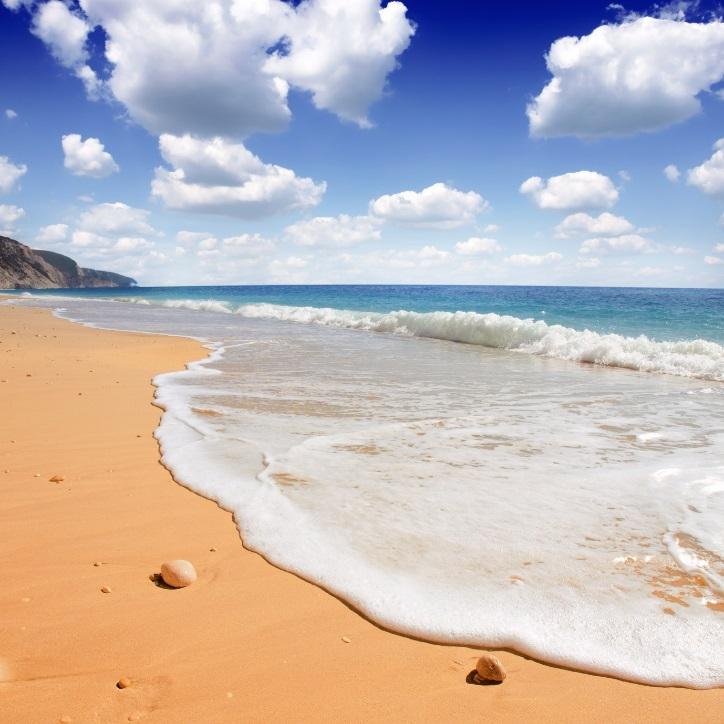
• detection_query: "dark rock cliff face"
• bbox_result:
[0,236,136,289]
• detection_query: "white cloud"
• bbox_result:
[664,164,681,182]
[31,0,88,67]
[576,257,601,269]
[505,252,563,266]
[554,212,634,238]
[715,243,724,252]
[483,223,499,233]
[5,109,17,120]
[687,138,724,196]
[369,182,487,228]
[528,17,724,138]
[151,134,325,218]
[0,155,27,193]
[62,134,119,178]
[48,1,414,137]
[669,245,694,255]
[705,255,723,265]
[455,237,501,255]
[264,0,414,128]
[76,202,155,239]
[176,230,212,247]
[580,234,655,255]
[36,223,69,244]
[284,214,381,247]
[30,0,99,96]
[520,171,619,210]
[0,204,24,231]
[222,233,275,256]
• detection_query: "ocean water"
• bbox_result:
[5,285,724,687]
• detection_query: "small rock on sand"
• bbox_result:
[160,559,197,588]
[474,653,506,683]
[93,562,102,567]
[341,636,351,643]
[116,677,132,689]
[100,586,112,594]
[59,716,72,724]
[49,475,64,483]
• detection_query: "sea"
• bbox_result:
[4,284,723,687]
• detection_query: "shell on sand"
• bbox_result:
[160,559,197,588]
[474,653,506,683]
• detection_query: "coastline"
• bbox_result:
[0,305,722,723]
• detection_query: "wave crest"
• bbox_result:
[232,303,724,381]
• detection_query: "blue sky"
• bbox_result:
[1,0,724,287]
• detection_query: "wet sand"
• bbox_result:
[0,304,722,723]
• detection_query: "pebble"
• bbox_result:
[100,586,112,594]
[59,716,72,724]
[93,562,102,567]
[160,559,197,588]
[49,475,65,483]
[33,473,40,478]
[209,547,217,552]
[341,636,351,643]
[474,653,506,683]
[116,677,132,689]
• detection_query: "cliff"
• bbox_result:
[0,236,136,289]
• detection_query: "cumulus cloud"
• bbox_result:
[554,212,634,238]
[36,223,69,244]
[151,134,325,218]
[31,1,87,66]
[284,214,381,247]
[687,138,724,195]
[454,237,501,255]
[5,109,17,120]
[24,0,413,137]
[76,202,155,239]
[579,234,655,255]
[264,0,414,128]
[664,164,681,182]
[505,252,563,266]
[0,204,24,232]
[715,243,724,252]
[369,182,487,228]
[0,155,27,193]
[62,134,119,178]
[520,171,619,211]
[576,257,601,269]
[705,255,723,265]
[30,1,99,98]
[528,17,724,138]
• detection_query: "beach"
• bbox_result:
[0,304,721,723]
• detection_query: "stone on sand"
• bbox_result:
[49,475,64,483]
[116,677,132,689]
[160,559,197,588]
[100,586,112,594]
[474,653,506,683]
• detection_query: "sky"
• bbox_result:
[1,0,724,287]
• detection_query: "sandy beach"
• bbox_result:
[1,304,722,724]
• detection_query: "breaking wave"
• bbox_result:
[148,299,724,382]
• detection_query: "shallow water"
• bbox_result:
[7,292,724,687]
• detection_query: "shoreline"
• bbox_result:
[1,305,722,723]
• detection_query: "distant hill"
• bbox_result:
[0,235,136,289]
